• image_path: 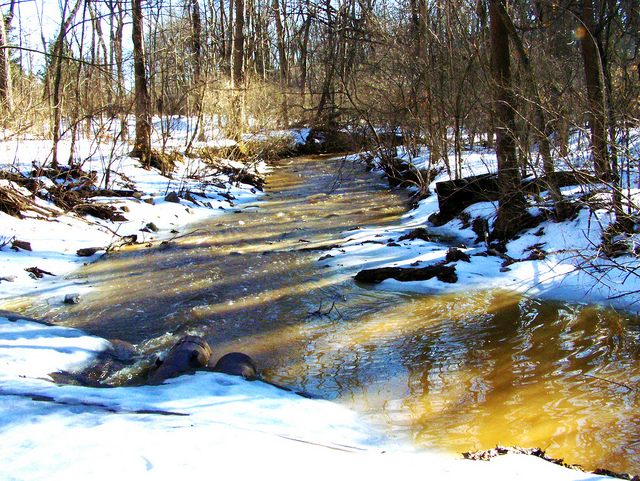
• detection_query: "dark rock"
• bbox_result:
[76,247,104,257]
[184,191,200,205]
[63,293,81,305]
[397,228,433,243]
[122,234,138,244]
[445,247,471,263]
[48,371,103,388]
[211,352,258,379]
[143,198,154,205]
[11,239,32,251]
[142,222,158,233]
[106,339,138,363]
[111,212,128,222]
[526,248,546,261]
[164,191,180,203]
[148,335,212,385]
[25,266,55,279]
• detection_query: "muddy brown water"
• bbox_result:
[4,155,640,474]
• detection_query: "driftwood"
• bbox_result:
[0,186,61,218]
[355,263,457,284]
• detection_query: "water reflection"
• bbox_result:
[4,155,640,473]
[273,290,640,474]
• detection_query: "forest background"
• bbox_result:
[0,0,639,242]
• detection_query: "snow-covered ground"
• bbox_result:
[0,122,632,479]
[322,141,640,314]
[0,136,265,303]
[0,312,614,480]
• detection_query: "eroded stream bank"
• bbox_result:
[5,155,640,474]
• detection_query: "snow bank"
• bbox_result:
[324,146,640,313]
[0,314,613,480]
[0,137,266,302]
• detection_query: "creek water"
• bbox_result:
[6,155,640,474]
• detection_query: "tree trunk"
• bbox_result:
[232,0,245,87]
[489,0,528,241]
[273,0,289,126]
[495,2,568,221]
[579,0,611,182]
[50,0,83,169]
[131,0,153,167]
[190,0,206,142]
[228,0,245,140]
[299,0,312,104]
[112,0,127,141]
[0,13,14,113]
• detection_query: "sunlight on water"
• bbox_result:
[6,155,640,474]
[274,290,640,473]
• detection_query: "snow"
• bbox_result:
[0,313,613,480]
[0,123,629,479]
[0,136,265,302]
[323,144,640,313]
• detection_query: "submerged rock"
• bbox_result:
[63,293,81,305]
[148,335,212,385]
[211,352,258,379]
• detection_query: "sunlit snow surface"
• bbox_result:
[0,314,612,480]
[322,145,640,313]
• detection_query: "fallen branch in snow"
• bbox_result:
[0,389,189,417]
[463,445,581,470]
[355,263,457,284]
[0,186,61,218]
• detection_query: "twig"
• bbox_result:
[583,373,639,393]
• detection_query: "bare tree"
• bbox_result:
[131,0,153,166]
[489,0,528,240]
[578,0,611,183]
[0,3,14,113]
[49,0,83,169]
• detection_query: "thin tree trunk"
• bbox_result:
[50,0,83,169]
[579,0,611,182]
[190,0,206,142]
[489,0,528,241]
[113,1,127,142]
[299,0,312,104]
[229,0,245,140]
[131,0,152,166]
[273,0,289,126]
[0,12,14,113]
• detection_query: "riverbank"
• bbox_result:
[0,311,616,480]
[0,138,268,304]
[0,130,633,479]
[321,144,640,314]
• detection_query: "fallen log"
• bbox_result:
[355,263,457,284]
[433,170,598,224]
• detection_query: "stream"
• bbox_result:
[6,155,640,474]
